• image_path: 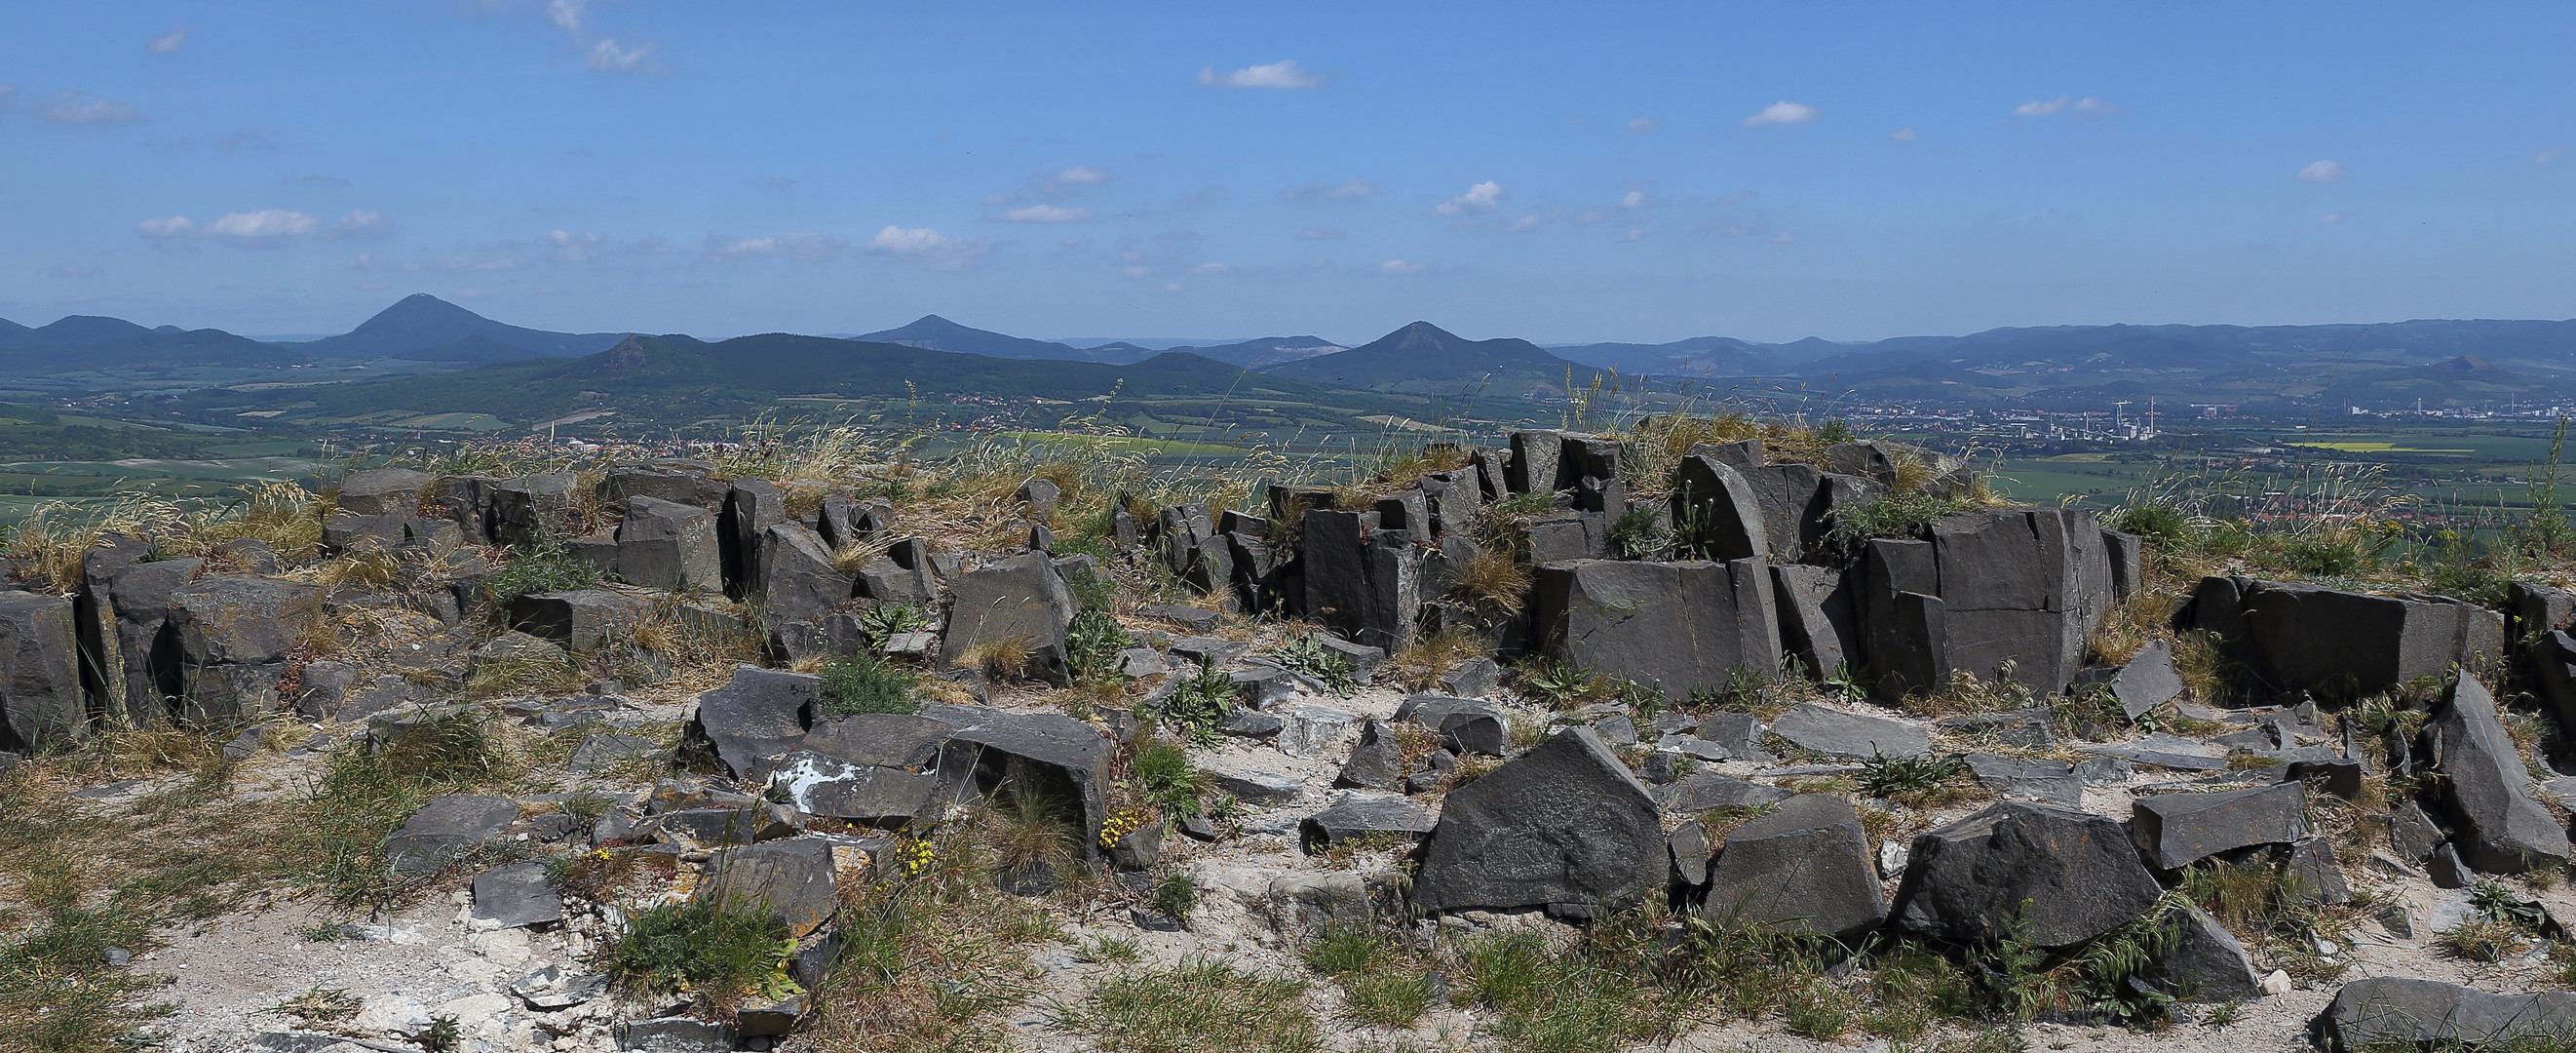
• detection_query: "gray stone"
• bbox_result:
[615,1017,738,1052]
[2512,580,2576,639]
[1508,430,1564,494]
[2103,529,2142,602]
[1531,558,1781,701]
[1208,765,1306,805]
[941,553,1076,684]
[0,593,82,752]
[511,965,609,1011]
[596,461,730,516]
[1652,770,1790,812]
[1770,702,1931,760]
[2105,640,2185,721]
[2287,836,2355,906]
[385,794,520,875]
[1892,800,2166,949]
[1016,478,1061,520]
[102,557,203,725]
[2082,732,2228,771]
[2309,978,2576,1053]
[1219,709,1283,738]
[1670,823,1711,887]
[1168,635,1247,666]
[1771,564,1860,679]
[1413,728,1666,919]
[1704,794,1887,941]
[937,706,1115,855]
[168,576,322,665]
[472,862,563,928]
[1391,694,1509,757]
[2429,843,2473,889]
[1593,714,1637,745]
[1696,711,1768,758]
[686,666,818,780]
[753,524,855,627]
[334,674,416,723]
[1670,455,1769,562]
[654,805,799,847]
[2131,782,2309,870]
[2386,800,2445,863]
[2142,901,2261,1002]
[2196,577,2471,700]
[1964,754,2082,806]
[720,480,787,599]
[615,496,721,591]
[507,589,645,653]
[1337,720,1405,791]
[1139,604,1221,634]
[2075,755,2133,785]
[486,473,575,550]
[335,467,437,516]
[697,838,857,937]
[1441,656,1501,698]
[1302,794,1437,850]
[2429,675,2569,874]
[1279,704,1356,759]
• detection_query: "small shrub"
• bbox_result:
[818,650,921,717]
[1858,752,1972,806]
[1821,490,1979,561]
[960,635,1037,681]
[858,603,930,645]
[1066,609,1134,685]
[1156,659,1241,747]
[419,1014,462,1053]
[1150,872,1200,920]
[1605,506,1669,560]
[1451,547,1532,612]
[1056,955,1322,1053]
[1131,736,1207,817]
[1384,629,1490,692]
[1267,633,1358,696]
[598,895,798,1013]
[1519,657,1595,710]
[481,534,602,608]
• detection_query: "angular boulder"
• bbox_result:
[1530,558,1781,700]
[1702,794,1886,941]
[697,838,866,938]
[937,706,1114,856]
[1771,564,1860,679]
[1891,800,2165,949]
[2429,675,2570,874]
[385,794,520,875]
[2130,781,2310,870]
[688,666,820,780]
[615,495,721,592]
[940,553,1075,685]
[1413,727,1665,919]
[1770,702,1931,760]
[0,593,82,751]
[1669,455,1768,561]
[2310,978,2576,1052]
[2142,901,2261,1002]
[472,862,564,929]
[507,589,646,653]
[753,524,855,627]
[1303,794,1436,850]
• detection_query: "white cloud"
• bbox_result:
[1377,259,1425,275]
[1622,228,1646,242]
[1196,59,1321,90]
[1619,190,1644,209]
[863,225,987,268]
[148,28,188,54]
[547,229,602,262]
[1434,180,1502,215]
[2296,159,2347,182]
[1284,178,1375,202]
[547,0,586,33]
[1189,262,1228,275]
[1743,100,1815,127]
[1507,214,1542,231]
[334,210,395,239]
[1296,227,1344,240]
[2319,214,2344,223]
[428,254,526,272]
[1890,127,1917,141]
[0,85,14,109]
[705,231,846,260]
[2014,95,2110,118]
[587,38,662,74]
[39,93,145,125]
[999,205,1091,223]
[136,215,195,238]
[2541,147,2568,165]
[204,210,322,246]
[1628,117,1659,132]
[1771,232,1795,243]
[1055,165,1108,184]
[1120,265,1152,278]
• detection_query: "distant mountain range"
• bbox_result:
[12,293,2576,409]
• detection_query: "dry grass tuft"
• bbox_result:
[960,636,1037,682]
[1384,629,1491,692]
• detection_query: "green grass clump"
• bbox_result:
[480,533,603,607]
[1066,608,1134,685]
[1155,659,1241,747]
[1056,955,1322,1053]
[1266,633,1358,696]
[1605,506,1669,560]
[288,714,508,913]
[1859,752,1973,807]
[1131,735,1208,817]
[1821,490,1980,560]
[819,650,920,717]
[599,896,799,1013]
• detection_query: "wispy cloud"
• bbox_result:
[1619,190,1644,209]
[2014,95,2110,118]
[1196,59,1322,90]
[1628,117,1659,132]
[1507,214,1543,231]
[704,231,846,261]
[1434,180,1502,215]
[1296,227,1344,240]
[998,205,1090,223]
[147,28,188,54]
[2319,214,2344,223]
[1055,165,1108,185]
[38,92,145,125]
[587,38,664,74]
[547,0,586,34]
[2295,159,2347,182]
[1377,259,1426,275]
[1283,178,1376,202]
[1743,100,1815,127]
[2541,147,2568,165]
[1890,127,1917,141]
[141,208,387,247]
[864,225,987,268]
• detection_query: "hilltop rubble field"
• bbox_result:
[9,420,2576,1053]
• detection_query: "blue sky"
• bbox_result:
[7,2,2575,344]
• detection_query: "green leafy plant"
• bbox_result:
[420,1015,462,1053]
[1858,751,1970,804]
[1155,659,1241,747]
[1519,657,1595,710]
[1131,735,1208,817]
[1066,608,1134,685]
[818,649,921,717]
[1605,506,1669,560]
[1267,633,1358,696]
[1150,872,1200,920]
[598,895,800,1013]
[481,532,603,608]
[859,603,930,646]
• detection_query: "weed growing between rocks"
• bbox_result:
[477,531,602,608]
[1385,628,1491,692]
[818,649,922,716]
[598,894,799,1014]
[1154,658,1242,746]
[1056,954,1324,1053]
[1268,632,1360,695]
[808,812,1057,1052]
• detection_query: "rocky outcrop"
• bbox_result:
[1530,559,1780,701]
[1413,727,1665,919]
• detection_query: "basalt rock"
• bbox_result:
[1413,727,1665,919]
